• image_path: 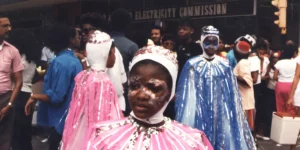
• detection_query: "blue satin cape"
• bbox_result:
[175,55,256,150]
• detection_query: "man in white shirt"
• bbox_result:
[41,46,55,64]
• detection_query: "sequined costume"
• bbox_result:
[175,26,256,150]
[88,116,212,150]
[87,46,213,150]
[61,31,123,150]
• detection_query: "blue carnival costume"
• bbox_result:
[175,26,256,150]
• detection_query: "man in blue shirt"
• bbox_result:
[25,24,82,150]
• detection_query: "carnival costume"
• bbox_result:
[175,26,256,150]
[61,31,123,150]
[87,46,213,150]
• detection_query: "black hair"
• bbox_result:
[45,24,76,54]
[253,37,269,52]
[151,26,164,35]
[111,9,132,32]
[80,13,108,32]
[130,59,172,90]
[178,17,195,29]
[279,44,298,60]
[7,29,41,63]
[162,34,175,43]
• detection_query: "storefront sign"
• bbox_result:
[129,0,255,21]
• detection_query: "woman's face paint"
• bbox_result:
[128,64,171,119]
[203,36,219,56]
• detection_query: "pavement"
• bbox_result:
[256,140,300,150]
[32,136,48,150]
[32,135,300,150]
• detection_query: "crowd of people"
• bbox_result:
[0,8,300,150]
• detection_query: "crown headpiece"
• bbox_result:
[201,25,219,36]
[131,46,178,67]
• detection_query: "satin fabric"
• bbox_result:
[87,116,213,150]
[175,55,256,150]
[61,70,123,150]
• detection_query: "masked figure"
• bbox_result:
[87,46,213,150]
[175,26,256,150]
[61,31,123,150]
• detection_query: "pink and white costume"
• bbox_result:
[87,46,213,150]
[61,31,123,150]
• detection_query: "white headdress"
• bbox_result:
[86,31,114,71]
[129,46,178,124]
[234,34,256,54]
[200,25,219,59]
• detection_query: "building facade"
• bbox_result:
[0,0,299,48]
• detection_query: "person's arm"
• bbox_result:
[31,94,50,102]
[42,65,73,105]
[273,61,281,81]
[263,64,271,82]
[75,52,88,70]
[25,94,50,115]
[235,61,252,87]
[262,65,271,81]
[249,56,260,84]
[251,71,258,84]
[9,71,23,104]
[236,76,250,87]
[288,64,300,105]
[10,51,24,105]
[0,49,24,120]
[25,61,75,115]
[273,69,279,81]
[0,71,23,120]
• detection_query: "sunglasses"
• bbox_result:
[82,27,96,34]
